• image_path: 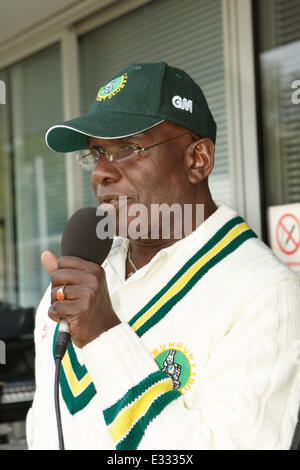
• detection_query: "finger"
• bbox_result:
[57,256,103,276]
[48,303,66,323]
[41,251,58,275]
[51,285,93,304]
[51,268,98,289]
[48,299,78,323]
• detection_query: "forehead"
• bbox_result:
[88,132,143,147]
[87,122,187,147]
[87,126,164,147]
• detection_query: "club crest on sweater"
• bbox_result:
[153,342,197,394]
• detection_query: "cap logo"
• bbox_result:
[96,73,128,101]
[172,95,193,113]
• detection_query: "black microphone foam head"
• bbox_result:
[61,207,113,265]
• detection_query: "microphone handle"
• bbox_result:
[55,319,71,360]
[58,318,71,335]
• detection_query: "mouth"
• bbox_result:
[100,197,118,204]
[98,195,133,208]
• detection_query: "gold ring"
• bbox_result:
[56,285,66,301]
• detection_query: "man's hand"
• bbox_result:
[41,250,121,348]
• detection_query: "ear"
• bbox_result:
[184,138,215,184]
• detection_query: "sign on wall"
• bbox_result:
[268,203,300,274]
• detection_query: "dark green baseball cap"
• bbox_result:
[45,62,217,153]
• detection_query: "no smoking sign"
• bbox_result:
[268,204,300,273]
[276,213,300,255]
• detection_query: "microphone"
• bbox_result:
[54,207,113,360]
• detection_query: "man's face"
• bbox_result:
[89,122,195,239]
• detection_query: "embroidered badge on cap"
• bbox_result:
[152,342,197,394]
[96,73,128,101]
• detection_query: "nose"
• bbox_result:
[91,158,121,186]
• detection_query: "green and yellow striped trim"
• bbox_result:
[129,216,257,337]
[103,371,181,449]
[53,326,96,415]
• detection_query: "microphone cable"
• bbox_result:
[54,328,71,450]
[54,357,64,450]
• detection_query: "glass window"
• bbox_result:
[257,0,300,207]
[256,0,300,274]
[78,0,230,208]
[0,44,66,310]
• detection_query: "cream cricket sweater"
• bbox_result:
[26,201,300,450]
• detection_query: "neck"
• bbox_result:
[126,195,217,277]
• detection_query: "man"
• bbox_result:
[26,62,300,450]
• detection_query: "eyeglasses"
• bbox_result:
[76,132,191,171]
